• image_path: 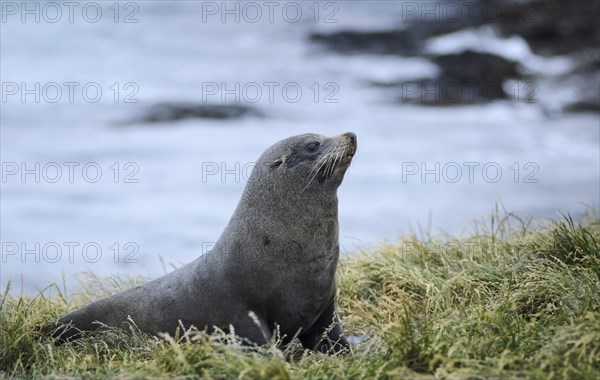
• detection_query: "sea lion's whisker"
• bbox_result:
[326,148,340,176]
[325,155,335,178]
[327,148,343,178]
[308,153,330,177]
[307,153,330,181]
[303,153,331,192]
[323,154,334,179]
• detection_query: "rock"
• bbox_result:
[561,54,600,113]
[308,0,598,111]
[496,0,600,56]
[307,1,514,57]
[431,50,521,87]
[565,100,600,114]
[393,50,523,105]
[309,1,599,58]
[132,103,263,124]
[309,29,424,56]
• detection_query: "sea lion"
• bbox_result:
[46,132,356,353]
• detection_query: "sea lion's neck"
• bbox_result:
[214,185,339,265]
[238,171,339,221]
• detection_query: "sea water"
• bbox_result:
[1,1,598,293]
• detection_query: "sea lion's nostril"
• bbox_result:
[344,132,357,145]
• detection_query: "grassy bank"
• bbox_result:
[1,211,599,379]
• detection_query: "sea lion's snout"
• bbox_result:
[342,132,357,157]
[344,132,357,147]
[299,132,357,190]
[324,132,356,178]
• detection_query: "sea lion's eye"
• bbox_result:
[305,141,320,152]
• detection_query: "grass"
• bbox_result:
[1,209,599,379]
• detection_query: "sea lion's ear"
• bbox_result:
[270,157,284,169]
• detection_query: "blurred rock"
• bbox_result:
[308,0,599,111]
[561,53,600,113]
[309,29,424,56]
[310,0,599,58]
[373,50,523,105]
[132,103,263,124]
[431,50,521,88]
[496,0,600,56]
[308,2,496,56]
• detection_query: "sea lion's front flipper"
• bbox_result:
[44,291,136,343]
[298,298,349,354]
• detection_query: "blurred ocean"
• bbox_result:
[1,1,598,293]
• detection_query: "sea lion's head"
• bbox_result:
[262,132,357,193]
[231,133,356,260]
